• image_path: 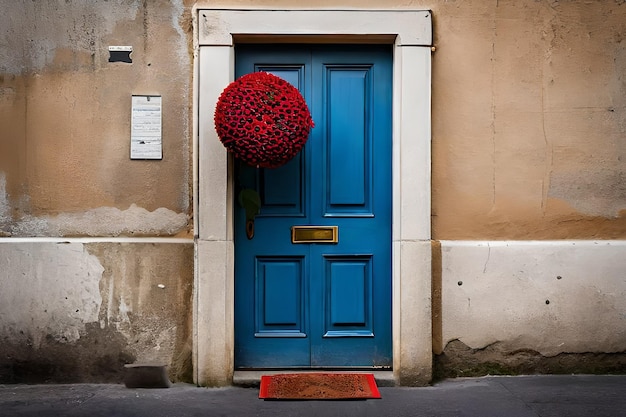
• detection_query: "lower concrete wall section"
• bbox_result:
[434,241,626,378]
[4,239,624,383]
[0,240,193,384]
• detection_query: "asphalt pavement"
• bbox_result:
[0,375,624,417]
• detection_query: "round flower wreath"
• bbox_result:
[214,72,314,169]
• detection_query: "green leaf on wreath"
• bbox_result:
[238,188,261,221]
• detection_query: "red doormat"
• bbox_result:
[259,372,381,400]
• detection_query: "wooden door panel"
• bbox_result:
[324,256,373,336]
[255,257,306,337]
[326,67,370,211]
[234,45,392,368]
[258,155,304,216]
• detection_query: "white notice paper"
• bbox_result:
[131,95,162,159]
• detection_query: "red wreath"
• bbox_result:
[214,72,314,169]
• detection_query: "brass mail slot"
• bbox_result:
[291,226,338,244]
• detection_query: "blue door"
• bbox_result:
[234,45,392,368]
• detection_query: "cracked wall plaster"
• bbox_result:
[0,1,143,74]
[549,168,626,218]
[7,203,189,237]
[0,241,194,383]
[0,242,103,348]
[437,242,626,357]
[434,339,626,379]
[0,173,9,232]
[86,242,194,379]
[0,172,189,235]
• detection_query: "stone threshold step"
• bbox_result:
[233,370,395,387]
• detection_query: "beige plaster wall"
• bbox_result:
[428,0,626,239]
[0,0,195,237]
[198,0,626,240]
[2,0,624,238]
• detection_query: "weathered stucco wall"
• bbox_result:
[433,241,626,377]
[0,0,196,383]
[2,0,625,384]
[428,0,626,239]
[0,242,193,383]
[198,0,626,241]
[1,0,623,240]
[0,0,194,237]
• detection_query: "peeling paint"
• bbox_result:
[0,1,191,237]
[87,242,194,379]
[0,243,103,347]
[549,168,626,217]
[0,323,136,384]
[6,204,188,237]
[170,0,189,64]
[0,173,9,232]
[0,241,193,383]
[434,339,626,379]
[0,1,142,74]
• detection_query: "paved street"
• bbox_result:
[0,375,624,417]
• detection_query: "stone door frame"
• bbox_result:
[194,7,433,386]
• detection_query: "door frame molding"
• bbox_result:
[194,7,433,386]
